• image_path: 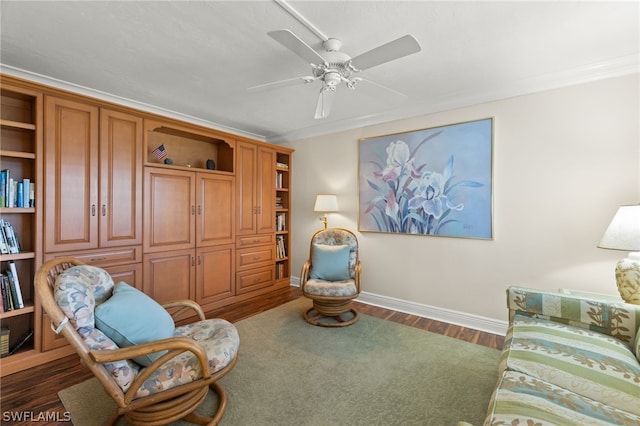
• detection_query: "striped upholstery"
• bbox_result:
[484,287,640,425]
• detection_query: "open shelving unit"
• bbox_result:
[0,83,43,372]
[275,151,291,283]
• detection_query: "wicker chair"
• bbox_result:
[300,228,362,327]
[35,257,239,425]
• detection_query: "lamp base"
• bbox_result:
[616,252,640,304]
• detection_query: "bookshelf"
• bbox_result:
[0,84,42,365]
[275,151,291,283]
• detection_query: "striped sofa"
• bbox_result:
[483,286,640,426]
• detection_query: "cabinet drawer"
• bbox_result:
[236,266,274,295]
[44,246,142,267]
[237,246,274,270]
[236,234,274,248]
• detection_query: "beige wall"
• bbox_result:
[285,74,639,322]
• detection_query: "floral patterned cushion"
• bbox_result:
[133,318,239,399]
[303,279,358,297]
[54,265,115,329]
[78,326,140,392]
[501,314,640,416]
[485,370,640,426]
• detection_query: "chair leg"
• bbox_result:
[181,382,227,426]
[304,305,359,327]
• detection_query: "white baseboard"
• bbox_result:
[290,277,508,336]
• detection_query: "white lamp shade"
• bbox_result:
[598,204,640,251]
[314,194,339,212]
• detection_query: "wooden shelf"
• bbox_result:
[0,149,36,160]
[0,303,35,319]
[0,119,36,131]
[0,252,35,262]
[0,207,35,214]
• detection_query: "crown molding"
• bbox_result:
[3,52,637,145]
[266,53,639,143]
[0,64,267,142]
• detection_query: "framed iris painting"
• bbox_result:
[358,118,493,239]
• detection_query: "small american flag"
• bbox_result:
[152,144,167,160]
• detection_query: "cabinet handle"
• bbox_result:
[191,205,195,215]
[91,204,96,216]
[198,205,202,215]
[197,255,201,265]
[192,257,195,267]
[102,204,106,216]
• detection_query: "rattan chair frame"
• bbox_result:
[35,256,237,425]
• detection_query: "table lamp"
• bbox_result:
[598,204,640,304]
[314,194,339,229]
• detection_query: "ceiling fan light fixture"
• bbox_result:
[323,72,342,86]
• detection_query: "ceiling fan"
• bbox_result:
[248,29,422,119]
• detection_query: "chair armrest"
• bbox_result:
[89,336,208,367]
[162,299,206,321]
[507,286,640,345]
[90,336,211,403]
[300,260,311,289]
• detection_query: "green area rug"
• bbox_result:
[58,298,499,425]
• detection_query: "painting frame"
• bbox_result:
[358,117,493,240]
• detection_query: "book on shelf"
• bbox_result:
[275,262,286,279]
[276,213,286,231]
[5,262,24,309]
[7,178,15,208]
[0,274,14,311]
[0,279,5,312]
[275,196,283,208]
[29,181,35,207]
[16,182,23,208]
[276,161,289,170]
[0,169,6,207]
[0,223,9,255]
[0,169,35,208]
[0,220,20,254]
[276,172,285,189]
[276,235,287,259]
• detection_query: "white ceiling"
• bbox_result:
[1,1,638,143]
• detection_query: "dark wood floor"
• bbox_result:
[0,286,504,425]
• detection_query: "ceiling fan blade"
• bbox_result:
[353,78,408,103]
[350,35,421,71]
[268,29,326,65]
[247,76,317,93]
[314,87,335,119]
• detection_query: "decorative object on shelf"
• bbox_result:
[314,194,339,229]
[151,144,167,160]
[598,204,640,304]
[358,118,493,239]
[0,328,9,357]
[163,158,173,165]
[206,159,216,170]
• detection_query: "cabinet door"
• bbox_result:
[99,109,143,248]
[143,168,195,252]
[196,245,235,306]
[196,173,234,246]
[256,147,276,234]
[236,141,257,235]
[143,249,194,303]
[44,96,99,253]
